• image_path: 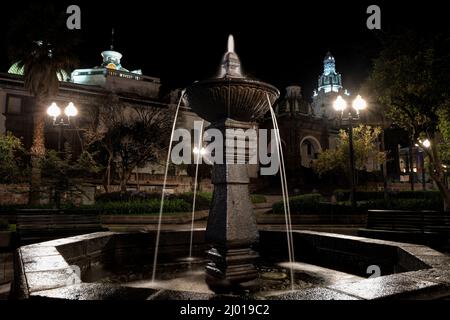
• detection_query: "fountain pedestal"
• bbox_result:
[185,35,279,293]
[204,119,259,291]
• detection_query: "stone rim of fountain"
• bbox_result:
[15,230,450,300]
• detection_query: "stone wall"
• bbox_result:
[0,184,96,206]
[0,184,29,205]
[104,176,213,194]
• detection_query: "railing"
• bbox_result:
[71,68,161,84]
[105,69,160,83]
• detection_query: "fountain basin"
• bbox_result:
[185,78,279,123]
[15,230,450,300]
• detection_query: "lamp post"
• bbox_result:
[333,95,367,209]
[46,102,78,209]
[416,139,431,191]
[46,102,78,153]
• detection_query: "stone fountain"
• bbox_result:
[185,35,279,292]
[14,36,450,301]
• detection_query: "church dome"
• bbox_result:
[275,85,311,115]
[100,50,129,72]
[316,52,343,94]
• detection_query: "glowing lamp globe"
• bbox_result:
[333,96,347,112]
[47,103,61,118]
[64,102,78,117]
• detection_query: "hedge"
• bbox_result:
[272,193,444,215]
[96,191,264,207]
[82,199,191,215]
[0,218,9,230]
[250,194,267,204]
[333,189,443,202]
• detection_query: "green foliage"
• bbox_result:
[7,3,79,98]
[313,125,385,176]
[272,193,326,214]
[40,148,101,205]
[356,199,443,211]
[0,132,27,183]
[96,191,161,202]
[251,194,267,204]
[84,94,174,192]
[272,192,443,215]
[96,191,212,211]
[86,199,191,215]
[366,31,450,205]
[0,219,9,231]
[179,192,212,210]
[94,191,263,214]
[333,190,442,202]
[367,31,448,136]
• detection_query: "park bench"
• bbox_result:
[15,209,108,245]
[358,209,450,247]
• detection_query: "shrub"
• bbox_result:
[272,193,326,214]
[0,132,27,183]
[251,194,267,204]
[333,189,443,202]
[272,193,443,215]
[95,191,161,202]
[85,199,191,215]
[0,219,9,230]
[177,192,211,210]
[358,198,443,211]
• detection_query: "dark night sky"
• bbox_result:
[0,0,448,100]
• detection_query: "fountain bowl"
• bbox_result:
[185,77,280,123]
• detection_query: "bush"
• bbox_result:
[85,199,191,215]
[96,191,263,211]
[96,191,161,202]
[0,219,9,230]
[272,193,443,215]
[177,192,211,210]
[272,193,326,214]
[251,194,267,204]
[333,189,443,202]
[357,198,443,211]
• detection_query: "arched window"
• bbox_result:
[300,136,322,168]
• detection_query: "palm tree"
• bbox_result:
[7,4,79,204]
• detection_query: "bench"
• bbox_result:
[16,209,108,245]
[358,210,450,247]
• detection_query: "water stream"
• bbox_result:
[188,120,205,260]
[151,91,185,282]
[266,94,295,291]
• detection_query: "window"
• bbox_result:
[6,96,22,114]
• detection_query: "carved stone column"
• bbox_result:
[205,119,259,292]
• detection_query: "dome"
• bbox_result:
[276,86,311,115]
[8,62,70,82]
[100,50,129,72]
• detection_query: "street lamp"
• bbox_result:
[333,94,367,209]
[46,102,78,209]
[46,102,78,152]
[416,139,431,190]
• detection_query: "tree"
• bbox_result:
[7,4,79,204]
[0,132,27,184]
[85,94,174,193]
[367,30,450,210]
[313,125,386,182]
[40,147,100,208]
